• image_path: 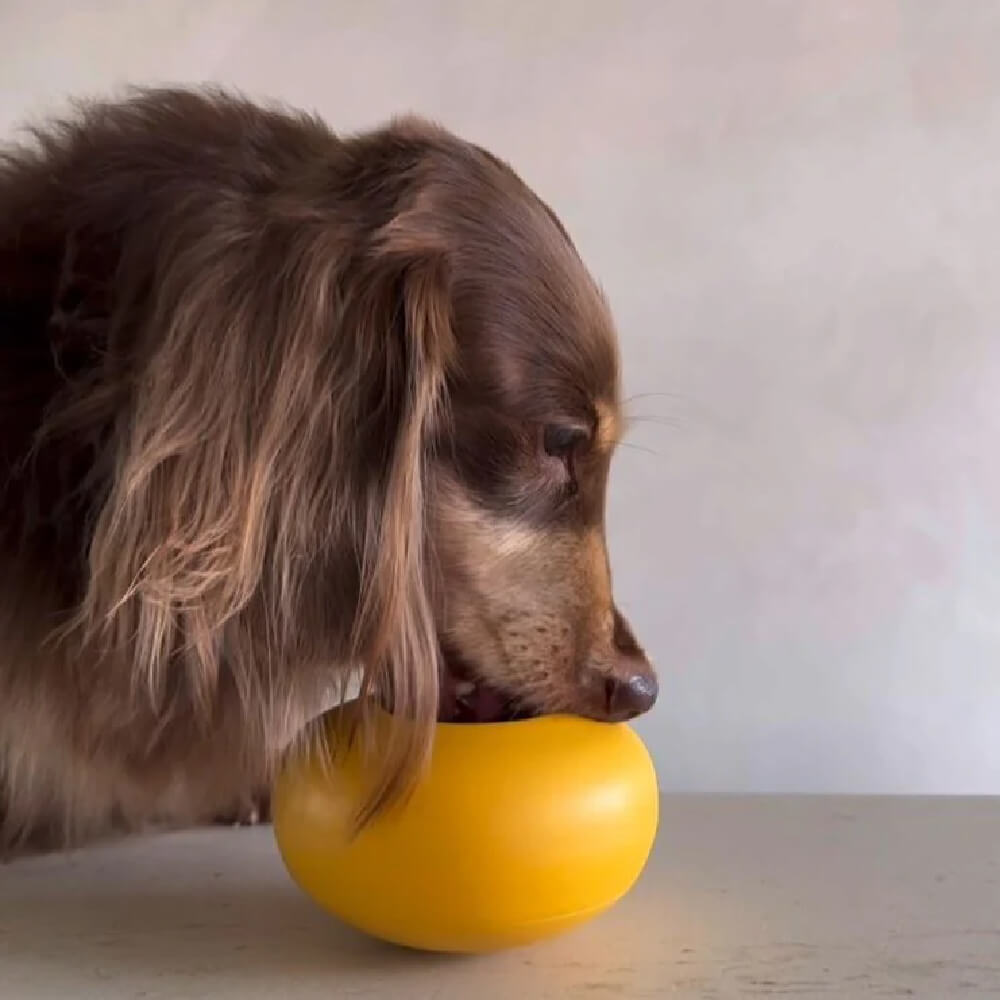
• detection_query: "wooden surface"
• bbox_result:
[1,796,998,998]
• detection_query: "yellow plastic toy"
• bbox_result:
[272,703,659,952]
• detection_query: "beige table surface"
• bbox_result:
[1,796,998,999]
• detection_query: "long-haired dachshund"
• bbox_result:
[0,88,657,853]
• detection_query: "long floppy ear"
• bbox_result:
[47,184,453,802]
[346,208,456,819]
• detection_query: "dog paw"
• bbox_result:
[213,790,272,828]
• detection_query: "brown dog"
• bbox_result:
[0,88,656,852]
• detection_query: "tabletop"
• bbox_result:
[1,795,998,999]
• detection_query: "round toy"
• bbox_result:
[273,703,659,952]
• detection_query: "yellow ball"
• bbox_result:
[272,705,659,953]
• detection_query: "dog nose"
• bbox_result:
[602,668,658,721]
[602,657,659,722]
[585,606,658,721]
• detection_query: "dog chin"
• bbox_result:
[437,645,538,724]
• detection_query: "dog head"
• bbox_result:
[313,116,656,742]
[418,144,657,727]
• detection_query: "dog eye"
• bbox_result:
[542,424,588,458]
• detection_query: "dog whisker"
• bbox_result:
[616,441,660,459]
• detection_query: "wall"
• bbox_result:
[3,0,999,793]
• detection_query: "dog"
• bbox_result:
[0,88,657,853]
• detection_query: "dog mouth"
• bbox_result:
[437,645,537,724]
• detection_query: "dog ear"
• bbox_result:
[347,209,456,819]
[51,193,453,804]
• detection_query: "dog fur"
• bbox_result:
[0,88,656,852]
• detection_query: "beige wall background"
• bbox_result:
[3,0,999,794]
